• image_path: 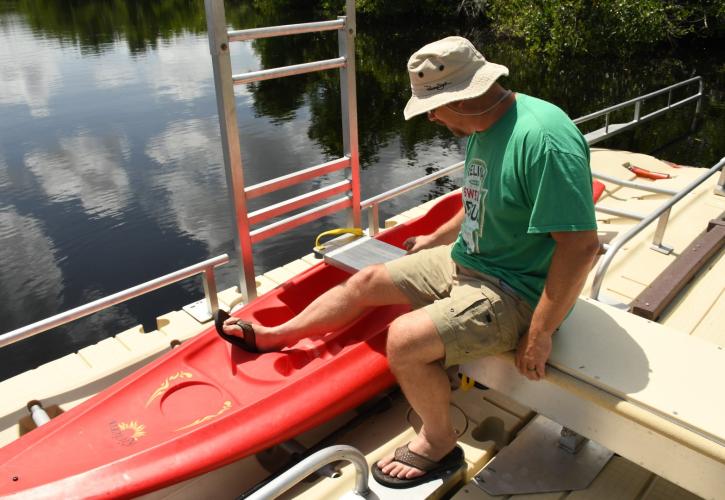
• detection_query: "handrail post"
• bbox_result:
[202,266,220,317]
[716,159,725,197]
[205,0,257,303]
[338,2,361,229]
[650,207,673,254]
[633,99,641,121]
[692,78,704,133]
[368,204,380,235]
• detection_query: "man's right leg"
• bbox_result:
[223,264,411,351]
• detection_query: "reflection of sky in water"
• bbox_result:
[24,131,132,218]
[0,156,9,190]
[0,209,63,326]
[0,15,62,117]
[145,117,230,252]
[147,38,214,101]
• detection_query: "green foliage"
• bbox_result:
[483,0,724,58]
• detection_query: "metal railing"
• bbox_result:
[363,161,465,235]
[205,0,360,303]
[246,445,369,499]
[0,255,229,349]
[590,157,725,301]
[574,76,703,145]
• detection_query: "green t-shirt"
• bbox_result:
[451,93,597,308]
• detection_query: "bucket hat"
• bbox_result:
[404,36,509,120]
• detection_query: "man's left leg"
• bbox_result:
[375,271,532,481]
[376,308,457,480]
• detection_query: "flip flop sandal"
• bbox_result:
[213,310,259,353]
[371,443,464,489]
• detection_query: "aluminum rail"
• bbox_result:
[245,157,350,200]
[248,180,351,225]
[574,77,701,124]
[228,19,345,42]
[362,161,464,234]
[576,77,702,145]
[251,197,351,244]
[592,171,679,196]
[233,57,346,85]
[595,205,647,221]
[246,445,369,500]
[590,157,725,300]
[0,254,229,349]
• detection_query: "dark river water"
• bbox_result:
[1,0,723,379]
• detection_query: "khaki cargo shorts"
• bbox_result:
[385,245,534,367]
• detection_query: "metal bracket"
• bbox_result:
[182,298,215,323]
[473,415,613,496]
[650,243,674,255]
[595,292,629,310]
[559,426,588,453]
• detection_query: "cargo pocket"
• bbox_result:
[450,292,493,331]
[480,286,518,352]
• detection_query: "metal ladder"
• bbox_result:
[204,0,361,303]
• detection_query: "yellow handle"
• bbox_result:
[460,374,475,391]
[314,228,364,252]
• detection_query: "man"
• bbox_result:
[217,36,599,488]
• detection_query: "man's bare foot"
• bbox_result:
[376,432,458,480]
[221,318,288,351]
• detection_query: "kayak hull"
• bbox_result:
[0,193,463,498]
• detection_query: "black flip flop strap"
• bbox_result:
[235,320,256,349]
[393,444,439,472]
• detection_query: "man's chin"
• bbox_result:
[449,128,468,138]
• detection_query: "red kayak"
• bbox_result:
[0,192,463,499]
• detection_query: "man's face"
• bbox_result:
[427,106,468,137]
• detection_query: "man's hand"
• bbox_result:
[515,331,552,381]
[403,234,436,253]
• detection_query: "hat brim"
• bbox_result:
[403,62,509,120]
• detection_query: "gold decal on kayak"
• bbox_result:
[110,420,146,446]
[175,400,232,432]
[145,371,193,407]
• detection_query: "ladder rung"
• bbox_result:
[245,157,351,200]
[248,180,351,225]
[233,57,346,85]
[251,197,352,244]
[228,19,345,42]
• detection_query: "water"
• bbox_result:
[0,1,722,380]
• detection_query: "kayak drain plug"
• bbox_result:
[27,400,51,427]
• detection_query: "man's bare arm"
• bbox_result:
[405,206,464,253]
[515,230,600,380]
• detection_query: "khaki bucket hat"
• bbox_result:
[403,36,509,120]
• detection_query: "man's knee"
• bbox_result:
[346,264,387,298]
[386,313,443,368]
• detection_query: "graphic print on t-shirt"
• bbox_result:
[461,158,487,254]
